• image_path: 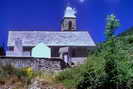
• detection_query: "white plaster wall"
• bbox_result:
[31,43,51,58]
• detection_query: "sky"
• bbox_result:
[0,0,133,47]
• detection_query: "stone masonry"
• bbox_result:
[0,57,67,71]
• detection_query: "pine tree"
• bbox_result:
[0,43,5,56]
[105,14,120,40]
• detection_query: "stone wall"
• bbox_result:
[0,56,67,72]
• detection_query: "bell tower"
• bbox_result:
[61,6,77,31]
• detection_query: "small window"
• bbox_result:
[23,47,32,52]
[9,47,14,51]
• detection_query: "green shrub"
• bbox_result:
[0,65,37,85]
[56,28,133,89]
[55,67,81,88]
[0,64,17,77]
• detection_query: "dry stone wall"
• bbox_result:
[0,57,67,71]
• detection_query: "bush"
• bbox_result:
[36,71,57,83]
[55,29,133,89]
[56,55,106,89]
[0,64,17,77]
[0,46,5,56]
[0,65,36,86]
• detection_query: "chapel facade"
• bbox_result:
[6,6,96,64]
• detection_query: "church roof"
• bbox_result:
[7,31,96,47]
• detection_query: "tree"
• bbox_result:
[105,14,120,40]
[104,14,121,89]
[0,43,5,56]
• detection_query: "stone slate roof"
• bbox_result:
[7,31,96,47]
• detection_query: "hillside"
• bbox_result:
[56,28,133,89]
[119,27,133,36]
[0,28,133,89]
[0,65,67,89]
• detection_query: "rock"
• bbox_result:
[28,80,41,89]
[28,78,67,89]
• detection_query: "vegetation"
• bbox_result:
[0,65,36,88]
[0,65,66,89]
[0,44,5,56]
[55,14,133,89]
[0,14,133,89]
[105,14,120,40]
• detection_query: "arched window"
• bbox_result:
[68,21,72,30]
